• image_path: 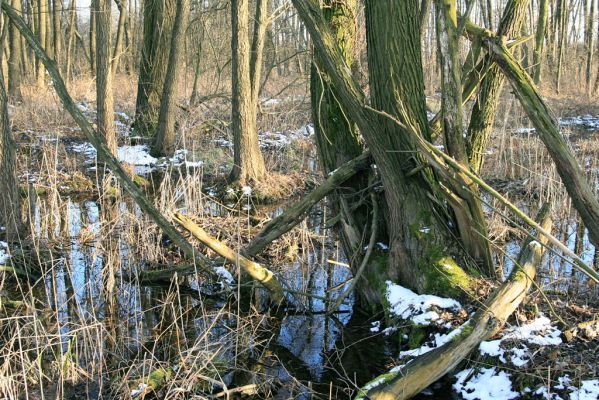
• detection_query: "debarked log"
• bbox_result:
[173,212,285,304]
[357,208,552,400]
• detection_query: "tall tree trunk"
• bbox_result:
[89,5,96,76]
[585,0,595,97]
[228,0,266,184]
[133,0,176,137]
[52,0,61,68]
[65,0,76,80]
[533,0,548,83]
[95,0,116,153]
[310,0,378,305]
[466,0,530,173]
[364,0,464,297]
[36,0,47,86]
[0,6,22,241]
[111,0,127,75]
[249,0,269,108]
[436,0,493,275]
[8,0,23,101]
[151,0,189,157]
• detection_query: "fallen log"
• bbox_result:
[1,3,217,280]
[358,208,552,400]
[173,212,285,304]
[244,151,372,256]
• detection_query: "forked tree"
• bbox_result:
[151,0,190,157]
[133,0,176,137]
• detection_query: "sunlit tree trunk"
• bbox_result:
[89,3,96,76]
[8,0,23,101]
[584,0,595,97]
[533,0,548,84]
[95,0,116,153]
[151,0,189,157]
[52,0,61,68]
[466,0,530,173]
[111,0,127,75]
[228,0,266,184]
[133,0,176,136]
[0,11,22,241]
[36,0,47,86]
[65,0,76,80]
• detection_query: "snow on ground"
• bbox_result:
[399,321,470,358]
[515,115,599,135]
[479,315,562,368]
[214,124,314,150]
[0,241,9,264]
[385,280,462,323]
[454,367,520,400]
[71,142,204,174]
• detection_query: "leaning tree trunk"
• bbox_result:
[7,0,23,101]
[0,12,21,241]
[228,0,266,185]
[466,0,530,174]
[133,0,176,137]
[151,0,189,157]
[310,0,381,306]
[95,0,116,154]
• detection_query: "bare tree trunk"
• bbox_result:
[228,0,266,184]
[65,0,76,80]
[133,0,176,136]
[585,0,595,97]
[89,5,96,76]
[95,0,116,153]
[36,0,47,86]
[249,0,269,108]
[0,6,22,241]
[8,0,23,100]
[111,0,127,75]
[466,0,530,173]
[151,0,189,157]
[52,0,61,67]
[533,0,548,83]
[436,0,493,275]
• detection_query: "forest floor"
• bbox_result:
[1,78,598,399]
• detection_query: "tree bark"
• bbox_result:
[0,8,22,241]
[436,0,493,276]
[151,0,189,157]
[36,0,47,86]
[89,3,96,76]
[468,21,599,249]
[133,0,176,137]
[94,0,116,154]
[52,0,61,67]
[111,0,127,76]
[533,0,548,84]
[7,0,22,101]
[228,0,266,184]
[466,0,530,174]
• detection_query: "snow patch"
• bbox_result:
[385,280,461,323]
[0,241,9,264]
[453,367,519,400]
